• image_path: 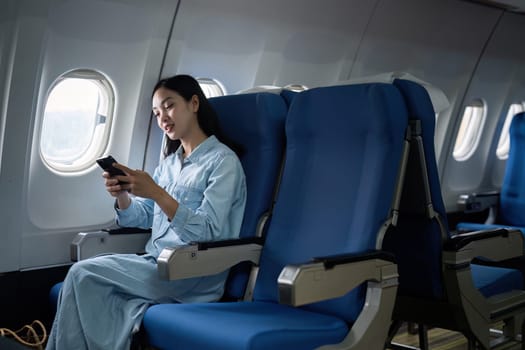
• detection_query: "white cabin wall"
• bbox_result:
[441,12,525,210]
[0,0,178,272]
[0,1,17,177]
[0,0,21,273]
[0,0,54,273]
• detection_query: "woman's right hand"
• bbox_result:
[103,172,131,208]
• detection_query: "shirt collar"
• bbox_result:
[175,135,218,163]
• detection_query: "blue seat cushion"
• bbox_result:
[457,222,525,242]
[49,282,63,307]
[280,89,298,107]
[143,301,349,350]
[471,264,523,298]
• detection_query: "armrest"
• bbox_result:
[103,227,151,235]
[157,237,264,280]
[457,191,499,213]
[70,227,151,261]
[278,250,398,306]
[443,228,523,267]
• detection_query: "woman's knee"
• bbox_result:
[67,255,111,279]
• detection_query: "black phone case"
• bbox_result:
[96,156,126,177]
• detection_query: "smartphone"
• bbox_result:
[96,155,126,177]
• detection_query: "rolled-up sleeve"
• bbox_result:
[115,197,154,229]
[170,154,246,243]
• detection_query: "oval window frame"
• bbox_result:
[39,69,115,173]
[197,77,226,98]
[452,99,487,162]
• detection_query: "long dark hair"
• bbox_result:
[152,75,240,157]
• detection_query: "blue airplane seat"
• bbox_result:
[208,92,287,300]
[49,92,288,313]
[457,112,525,235]
[279,89,298,108]
[385,78,448,299]
[499,113,525,226]
[49,282,62,315]
[384,79,525,350]
[471,264,523,298]
[143,83,408,349]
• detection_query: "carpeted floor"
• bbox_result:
[391,325,468,350]
[390,322,520,350]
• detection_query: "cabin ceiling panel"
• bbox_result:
[466,0,525,13]
[162,0,379,92]
[351,0,500,188]
[351,0,500,94]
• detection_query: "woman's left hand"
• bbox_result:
[112,163,163,199]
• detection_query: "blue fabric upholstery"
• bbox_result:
[471,264,523,298]
[252,84,407,321]
[209,93,287,245]
[499,112,525,227]
[144,83,409,349]
[386,78,523,302]
[457,222,525,235]
[209,93,287,299]
[392,80,448,220]
[383,79,449,299]
[49,282,62,314]
[144,302,348,350]
[458,112,525,233]
[280,89,298,108]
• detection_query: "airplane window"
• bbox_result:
[40,70,114,172]
[197,78,226,98]
[496,103,525,160]
[452,99,486,162]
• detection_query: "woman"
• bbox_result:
[47,75,247,350]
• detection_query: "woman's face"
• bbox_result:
[152,87,199,141]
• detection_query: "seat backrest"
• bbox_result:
[382,79,449,299]
[252,83,408,323]
[209,92,287,300]
[280,89,298,108]
[499,112,525,227]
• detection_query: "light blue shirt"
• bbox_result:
[116,135,247,257]
[47,136,247,350]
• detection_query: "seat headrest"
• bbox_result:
[328,71,450,114]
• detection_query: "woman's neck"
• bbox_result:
[180,130,208,158]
